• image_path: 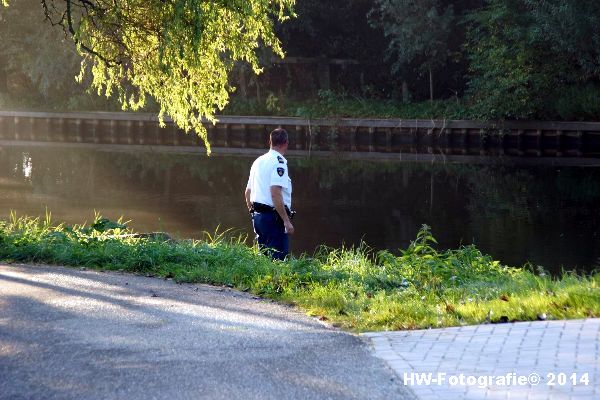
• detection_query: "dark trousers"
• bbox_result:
[252,211,289,261]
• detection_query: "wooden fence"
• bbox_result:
[0,111,599,158]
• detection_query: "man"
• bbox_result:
[244,128,294,260]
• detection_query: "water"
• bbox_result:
[1,144,599,273]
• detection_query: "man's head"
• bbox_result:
[269,128,289,153]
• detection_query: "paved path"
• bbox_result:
[0,264,411,400]
[364,319,600,400]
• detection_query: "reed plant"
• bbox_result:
[1,213,598,332]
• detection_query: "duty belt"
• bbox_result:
[252,202,296,219]
[252,202,275,213]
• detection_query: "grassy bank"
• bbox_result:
[224,92,470,120]
[1,213,598,332]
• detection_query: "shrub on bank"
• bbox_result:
[224,91,471,120]
[0,213,598,332]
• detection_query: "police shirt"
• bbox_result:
[246,149,292,208]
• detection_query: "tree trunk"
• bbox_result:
[429,67,434,103]
[402,80,410,103]
[255,79,262,104]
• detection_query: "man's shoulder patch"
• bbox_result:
[277,156,285,164]
[277,167,285,177]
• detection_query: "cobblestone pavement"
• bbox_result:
[363,319,600,400]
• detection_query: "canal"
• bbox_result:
[1,144,599,274]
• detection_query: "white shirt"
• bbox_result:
[246,149,292,208]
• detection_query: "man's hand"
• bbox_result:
[244,188,253,213]
[271,185,294,235]
[284,220,295,235]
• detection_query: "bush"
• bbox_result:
[552,85,600,121]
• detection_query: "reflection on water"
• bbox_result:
[1,145,599,273]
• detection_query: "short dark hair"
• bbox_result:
[270,128,289,147]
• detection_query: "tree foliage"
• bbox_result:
[368,0,456,100]
[277,0,381,61]
[525,0,600,80]
[264,0,389,99]
[465,0,552,119]
[2,0,294,152]
[0,0,81,104]
[3,0,600,122]
[466,0,600,120]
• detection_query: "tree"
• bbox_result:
[465,0,600,120]
[369,0,455,102]
[0,0,82,106]
[1,0,294,153]
[525,0,600,81]
[465,0,553,119]
[527,0,600,120]
[268,0,388,98]
[277,0,383,61]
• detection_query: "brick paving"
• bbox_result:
[363,319,600,400]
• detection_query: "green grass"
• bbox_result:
[224,91,472,120]
[1,213,598,332]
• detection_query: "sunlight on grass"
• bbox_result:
[0,214,598,332]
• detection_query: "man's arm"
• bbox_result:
[271,186,294,235]
[244,188,253,213]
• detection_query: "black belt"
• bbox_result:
[252,202,275,213]
[252,202,296,219]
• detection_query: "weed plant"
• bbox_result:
[0,213,598,332]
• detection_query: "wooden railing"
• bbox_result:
[0,111,599,158]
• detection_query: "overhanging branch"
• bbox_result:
[41,0,121,65]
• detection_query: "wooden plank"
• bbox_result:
[294,125,303,151]
[136,121,145,145]
[13,117,20,140]
[43,118,52,141]
[386,128,392,153]
[28,117,35,140]
[1,111,600,158]
[1,111,600,133]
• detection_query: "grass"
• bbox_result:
[223,91,471,120]
[1,213,598,332]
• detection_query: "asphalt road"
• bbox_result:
[0,263,412,400]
